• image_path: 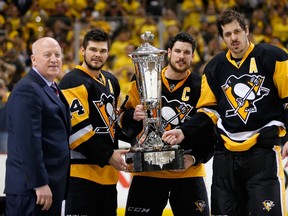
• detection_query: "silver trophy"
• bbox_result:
[126,31,184,172]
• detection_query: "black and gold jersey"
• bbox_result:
[121,67,214,178]
[59,65,120,184]
[185,43,288,152]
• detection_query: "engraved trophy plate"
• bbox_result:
[126,31,185,172]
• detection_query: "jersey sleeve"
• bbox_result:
[271,47,288,143]
[179,74,217,163]
[119,77,143,141]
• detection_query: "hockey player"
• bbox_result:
[59,29,129,216]
[120,32,215,216]
[163,9,288,216]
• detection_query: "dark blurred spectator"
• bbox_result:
[162,8,182,44]
[112,43,135,104]
[110,28,132,61]
[181,0,204,31]
[129,7,146,43]
[202,1,217,24]
[121,0,141,16]
[5,3,21,32]
[185,25,206,59]
[13,0,32,16]
[145,0,163,19]
[0,0,7,13]
[249,7,269,32]
[22,0,48,36]
[270,37,288,53]
[0,79,8,113]
[0,78,8,153]
[80,4,99,23]
[46,1,72,31]
[249,23,266,44]
[104,0,127,37]
[94,0,107,17]
[0,49,25,91]
[234,0,254,18]
[202,22,218,45]
[64,0,88,20]
[273,12,288,47]
[215,0,236,13]
[136,14,159,46]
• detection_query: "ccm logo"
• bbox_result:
[127,207,150,213]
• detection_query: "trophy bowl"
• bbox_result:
[125,31,185,172]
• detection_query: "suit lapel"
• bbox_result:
[44,85,70,127]
[29,70,70,131]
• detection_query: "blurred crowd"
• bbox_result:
[0,0,288,107]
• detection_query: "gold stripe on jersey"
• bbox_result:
[62,84,89,125]
[108,79,114,95]
[69,125,94,149]
[133,164,206,178]
[279,127,286,137]
[61,85,96,149]
[274,145,287,216]
[71,164,118,185]
[196,74,218,124]
[198,108,219,125]
[221,133,259,151]
[124,80,140,109]
[76,65,107,85]
[196,75,217,108]
[273,60,288,98]
[162,67,191,92]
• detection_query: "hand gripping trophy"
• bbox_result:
[126,31,184,172]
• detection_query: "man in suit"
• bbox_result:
[4,37,71,216]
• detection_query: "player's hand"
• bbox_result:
[133,104,145,121]
[162,128,185,145]
[109,149,130,171]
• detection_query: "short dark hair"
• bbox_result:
[217,9,247,38]
[167,32,196,53]
[82,28,111,50]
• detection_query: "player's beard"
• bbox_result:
[169,58,190,74]
[84,56,106,71]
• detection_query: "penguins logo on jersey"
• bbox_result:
[194,200,206,212]
[93,93,116,140]
[161,96,193,130]
[262,200,275,212]
[222,74,270,123]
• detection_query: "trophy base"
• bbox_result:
[125,148,185,172]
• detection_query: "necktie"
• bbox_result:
[50,82,59,97]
